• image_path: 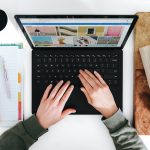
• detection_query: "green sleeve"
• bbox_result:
[0,115,48,150]
[102,109,147,150]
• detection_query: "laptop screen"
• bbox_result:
[19,17,135,48]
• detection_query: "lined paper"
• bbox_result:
[0,45,23,126]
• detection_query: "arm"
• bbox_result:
[78,69,147,150]
[0,115,47,150]
[103,109,147,150]
[0,81,76,150]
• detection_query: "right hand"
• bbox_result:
[78,69,118,118]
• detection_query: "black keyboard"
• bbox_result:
[33,52,120,87]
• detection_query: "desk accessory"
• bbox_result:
[0,10,7,31]
[0,43,24,127]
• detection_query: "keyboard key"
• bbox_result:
[36,58,41,63]
[107,80,112,85]
[36,80,41,84]
[113,80,118,85]
[111,58,118,62]
[107,69,114,74]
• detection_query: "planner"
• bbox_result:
[0,44,24,127]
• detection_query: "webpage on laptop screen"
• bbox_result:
[20,18,133,47]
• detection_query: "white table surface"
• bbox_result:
[0,0,150,149]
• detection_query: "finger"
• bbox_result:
[94,71,107,85]
[61,108,76,120]
[84,69,102,87]
[41,84,52,102]
[53,81,70,103]
[78,74,93,92]
[59,85,74,108]
[48,80,64,100]
[79,70,98,88]
[80,87,92,104]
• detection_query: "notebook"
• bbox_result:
[0,44,24,127]
[139,45,150,89]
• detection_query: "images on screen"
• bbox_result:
[22,18,132,47]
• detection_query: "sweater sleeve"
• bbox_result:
[102,109,147,150]
[0,115,48,150]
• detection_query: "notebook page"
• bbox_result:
[0,46,20,124]
[139,45,150,89]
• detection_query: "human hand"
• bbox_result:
[36,80,76,129]
[78,69,118,118]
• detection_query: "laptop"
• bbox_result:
[15,15,138,114]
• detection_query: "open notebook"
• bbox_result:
[139,45,150,89]
[0,44,24,127]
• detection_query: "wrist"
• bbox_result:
[36,113,48,129]
[104,106,118,118]
[102,109,128,133]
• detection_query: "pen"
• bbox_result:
[0,56,11,99]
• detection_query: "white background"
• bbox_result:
[0,0,150,149]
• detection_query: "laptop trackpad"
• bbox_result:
[64,87,99,114]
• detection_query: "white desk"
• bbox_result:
[0,0,150,149]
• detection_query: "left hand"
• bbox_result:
[36,80,76,129]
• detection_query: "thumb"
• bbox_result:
[61,108,76,120]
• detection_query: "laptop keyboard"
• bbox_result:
[33,52,120,87]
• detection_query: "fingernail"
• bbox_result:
[94,71,97,74]
[72,110,76,113]
[71,85,74,88]
[67,80,70,84]
[80,87,84,91]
